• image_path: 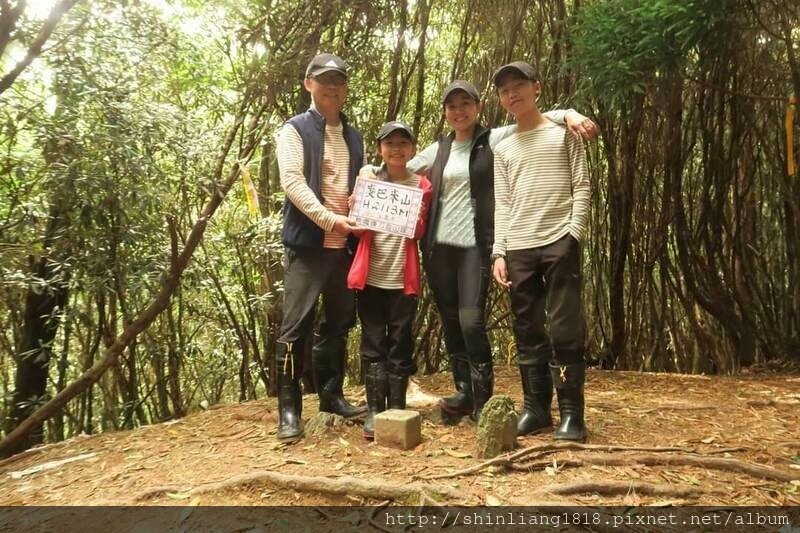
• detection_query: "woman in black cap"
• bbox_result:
[406,80,597,423]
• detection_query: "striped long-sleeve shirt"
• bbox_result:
[492,122,590,256]
[276,120,365,249]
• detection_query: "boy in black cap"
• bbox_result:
[347,120,432,440]
[274,53,366,442]
[490,61,591,442]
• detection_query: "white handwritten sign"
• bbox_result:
[350,177,423,238]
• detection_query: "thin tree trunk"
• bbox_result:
[385,0,408,122]
[412,0,430,136]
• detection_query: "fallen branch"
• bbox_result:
[8,452,96,479]
[539,479,708,497]
[421,442,698,480]
[702,447,749,454]
[135,470,458,502]
[515,452,799,483]
[0,446,49,471]
[0,434,93,471]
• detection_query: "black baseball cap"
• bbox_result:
[376,120,416,142]
[305,53,347,78]
[441,80,480,104]
[492,61,539,86]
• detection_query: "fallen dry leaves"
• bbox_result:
[1,368,799,506]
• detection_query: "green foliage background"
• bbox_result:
[1,0,798,444]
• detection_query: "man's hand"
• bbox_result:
[492,257,512,288]
[332,214,359,236]
[347,194,355,210]
[565,111,599,141]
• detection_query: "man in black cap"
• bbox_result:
[491,61,591,442]
[273,53,366,441]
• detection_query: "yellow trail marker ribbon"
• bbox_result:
[787,95,796,177]
[240,162,260,218]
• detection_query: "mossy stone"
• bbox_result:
[475,395,518,458]
[305,412,346,438]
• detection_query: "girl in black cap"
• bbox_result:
[347,120,432,440]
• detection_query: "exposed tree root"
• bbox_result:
[422,440,792,484]
[135,470,458,502]
[421,442,700,480]
[539,479,708,497]
[592,402,717,413]
[632,405,716,414]
[745,399,800,408]
[512,452,799,483]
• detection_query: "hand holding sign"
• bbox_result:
[332,214,359,236]
[349,177,424,238]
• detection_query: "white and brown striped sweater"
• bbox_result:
[492,122,590,255]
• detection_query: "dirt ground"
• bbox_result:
[2,367,799,508]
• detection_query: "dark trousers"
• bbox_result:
[506,234,586,367]
[423,244,492,364]
[278,247,356,352]
[357,285,418,376]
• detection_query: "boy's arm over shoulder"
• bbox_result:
[488,125,516,149]
[492,132,516,155]
[277,124,337,232]
[565,132,591,242]
[543,109,570,125]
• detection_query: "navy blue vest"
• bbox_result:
[281,108,364,250]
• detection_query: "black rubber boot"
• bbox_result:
[275,341,303,442]
[439,356,473,418]
[517,364,553,436]
[387,373,408,409]
[363,361,388,440]
[550,362,587,442]
[470,361,494,421]
[313,339,365,418]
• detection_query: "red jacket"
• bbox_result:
[347,176,432,296]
